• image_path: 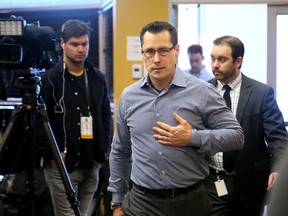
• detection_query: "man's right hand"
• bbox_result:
[113,207,125,216]
[153,112,192,147]
[50,152,66,168]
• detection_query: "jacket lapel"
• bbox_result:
[236,74,252,123]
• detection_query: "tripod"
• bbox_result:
[0,74,81,216]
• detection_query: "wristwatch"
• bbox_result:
[110,201,122,211]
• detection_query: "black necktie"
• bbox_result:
[223,85,231,109]
[222,85,235,173]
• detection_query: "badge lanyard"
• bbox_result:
[80,68,93,139]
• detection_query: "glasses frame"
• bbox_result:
[141,46,174,59]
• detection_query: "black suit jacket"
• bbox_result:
[36,60,112,172]
[209,73,288,208]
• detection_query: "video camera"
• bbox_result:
[0,16,59,175]
[0,15,59,99]
[0,15,58,70]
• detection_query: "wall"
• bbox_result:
[113,0,169,110]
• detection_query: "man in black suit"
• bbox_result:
[204,35,288,215]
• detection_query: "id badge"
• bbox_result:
[215,179,228,197]
[80,116,93,139]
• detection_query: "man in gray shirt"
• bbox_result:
[183,44,213,81]
[108,21,244,216]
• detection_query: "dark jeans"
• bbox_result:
[122,182,211,216]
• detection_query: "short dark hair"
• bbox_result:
[139,21,178,47]
[187,44,203,55]
[61,19,93,42]
[213,35,245,63]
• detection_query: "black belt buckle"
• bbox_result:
[170,189,175,197]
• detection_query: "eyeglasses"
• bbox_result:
[142,46,174,59]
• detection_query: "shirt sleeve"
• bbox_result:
[190,84,244,155]
[108,92,132,202]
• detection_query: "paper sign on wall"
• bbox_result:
[127,36,142,61]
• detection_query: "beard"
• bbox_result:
[213,67,237,83]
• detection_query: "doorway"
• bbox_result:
[171,2,288,125]
[172,4,267,83]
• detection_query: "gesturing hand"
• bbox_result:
[153,113,192,147]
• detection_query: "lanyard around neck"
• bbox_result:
[83,67,91,116]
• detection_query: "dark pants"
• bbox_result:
[204,171,263,216]
[122,182,211,216]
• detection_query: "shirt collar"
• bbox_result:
[140,65,187,89]
[190,65,205,76]
[217,72,242,90]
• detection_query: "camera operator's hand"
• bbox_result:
[50,152,66,168]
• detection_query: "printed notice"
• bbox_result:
[127,36,142,61]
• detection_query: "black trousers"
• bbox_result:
[204,171,263,216]
[122,183,211,216]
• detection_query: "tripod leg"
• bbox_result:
[36,107,81,216]
[0,106,25,161]
[0,105,37,216]
[26,109,36,216]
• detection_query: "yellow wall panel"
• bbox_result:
[113,0,169,111]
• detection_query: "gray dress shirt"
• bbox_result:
[108,66,244,202]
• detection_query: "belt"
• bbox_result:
[209,167,236,176]
[133,181,203,198]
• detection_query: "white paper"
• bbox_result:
[127,36,142,61]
